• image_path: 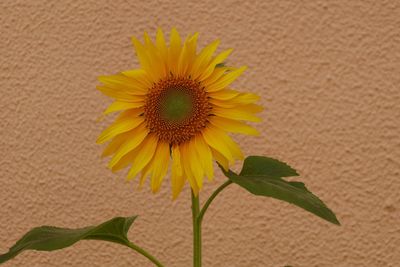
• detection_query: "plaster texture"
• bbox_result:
[1,0,399,266]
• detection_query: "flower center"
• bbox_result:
[159,89,193,123]
[144,76,210,145]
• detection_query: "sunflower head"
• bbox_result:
[97,28,262,199]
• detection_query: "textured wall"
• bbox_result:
[1,0,399,266]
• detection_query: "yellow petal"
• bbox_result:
[131,37,157,81]
[139,151,156,187]
[184,33,199,74]
[203,124,243,163]
[121,69,152,89]
[194,134,214,181]
[110,129,149,172]
[209,116,259,136]
[210,147,229,171]
[168,28,182,75]
[143,31,155,48]
[102,129,137,158]
[111,149,136,172]
[108,123,149,168]
[180,142,199,195]
[177,38,190,76]
[150,141,170,193]
[98,74,148,93]
[156,28,168,63]
[97,73,149,101]
[139,161,153,188]
[198,49,233,81]
[178,33,199,76]
[171,145,185,199]
[212,106,261,122]
[206,66,247,92]
[233,93,260,104]
[96,111,144,144]
[209,93,260,108]
[97,86,144,101]
[208,88,240,100]
[209,98,237,108]
[143,31,166,79]
[126,134,159,180]
[172,145,183,177]
[131,36,148,68]
[190,39,219,80]
[104,101,145,115]
[201,66,229,88]
[132,37,162,82]
[187,139,204,189]
[202,125,233,163]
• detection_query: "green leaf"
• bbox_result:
[0,216,137,264]
[240,156,299,177]
[221,156,340,225]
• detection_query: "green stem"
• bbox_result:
[191,180,233,267]
[191,190,201,267]
[198,180,232,223]
[127,242,165,267]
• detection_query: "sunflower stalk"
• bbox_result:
[191,180,233,267]
[191,191,201,267]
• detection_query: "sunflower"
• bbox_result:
[97,28,262,198]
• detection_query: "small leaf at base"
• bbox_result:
[0,216,137,264]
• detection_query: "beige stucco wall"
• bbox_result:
[1,0,399,266]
